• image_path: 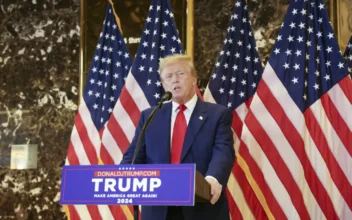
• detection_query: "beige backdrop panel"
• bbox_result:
[337,0,352,51]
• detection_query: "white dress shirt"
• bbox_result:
[170,93,198,143]
[169,93,219,184]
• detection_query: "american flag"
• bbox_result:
[239,0,352,219]
[203,0,266,219]
[343,35,352,77]
[100,0,183,218]
[64,2,132,219]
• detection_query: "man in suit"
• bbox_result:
[121,54,235,220]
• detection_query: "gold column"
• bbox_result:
[329,0,338,34]
[186,0,194,61]
[78,0,86,104]
[337,0,352,52]
[329,0,352,52]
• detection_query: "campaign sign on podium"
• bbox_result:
[60,164,195,206]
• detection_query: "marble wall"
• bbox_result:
[0,0,332,219]
[0,0,79,219]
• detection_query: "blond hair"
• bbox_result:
[159,54,197,78]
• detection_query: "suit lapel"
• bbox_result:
[154,102,172,163]
[181,99,208,162]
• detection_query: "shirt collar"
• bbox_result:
[172,93,197,113]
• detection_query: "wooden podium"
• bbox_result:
[195,170,212,202]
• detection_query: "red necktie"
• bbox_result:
[171,104,187,164]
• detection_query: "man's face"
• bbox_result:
[160,61,197,104]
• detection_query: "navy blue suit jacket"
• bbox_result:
[121,98,235,220]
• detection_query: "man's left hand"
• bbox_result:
[205,177,222,205]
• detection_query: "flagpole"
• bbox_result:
[186,0,194,61]
[78,0,86,105]
[186,0,204,97]
[108,0,123,34]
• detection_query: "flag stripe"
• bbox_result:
[235,102,248,123]
[124,73,151,113]
[74,114,98,164]
[232,113,243,139]
[127,205,134,219]
[245,98,253,109]
[119,85,141,127]
[73,205,92,220]
[203,85,214,102]
[253,85,326,220]
[70,126,91,165]
[302,124,351,220]
[64,204,84,220]
[97,205,114,220]
[258,78,334,219]
[107,115,131,154]
[315,97,352,181]
[79,101,102,152]
[71,119,112,220]
[232,163,264,220]
[327,79,352,133]
[66,205,80,220]
[226,187,244,220]
[103,127,124,164]
[261,65,304,132]
[232,106,267,219]
[100,127,131,220]
[232,111,244,146]
[112,100,136,144]
[109,206,131,220]
[120,205,134,220]
[232,131,241,156]
[238,1,352,220]
[67,142,80,165]
[100,139,115,165]
[233,104,269,220]
[261,66,351,218]
[321,94,352,157]
[245,108,308,219]
[258,75,335,220]
[305,108,352,212]
[258,75,329,218]
[124,72,150,112]
[238,141,285,220]
[335,77,352,104]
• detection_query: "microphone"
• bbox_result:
[160,91,173,102]
[155,91,172,109]
[131,90,172,220]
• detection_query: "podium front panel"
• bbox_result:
[60,164,195,206]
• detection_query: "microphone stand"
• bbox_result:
[131,93,171,220]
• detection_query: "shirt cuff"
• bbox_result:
[205,175,219,184]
